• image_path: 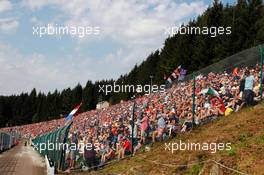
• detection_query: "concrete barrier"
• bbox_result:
[45,155,54,175]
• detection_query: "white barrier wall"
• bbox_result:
[45,155,54,175]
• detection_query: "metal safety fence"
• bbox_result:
[188,45,264,124]
[31,122,72,171]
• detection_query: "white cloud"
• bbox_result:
[22,0,207,44]
[30,16,43,26]
[0,18,19,33]
[15,0,208,93]
[0,0,12,13]
[0,1,19,34]
[0,43,96,95]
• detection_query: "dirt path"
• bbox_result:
[0,141,46,175]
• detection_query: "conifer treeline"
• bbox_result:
[0,0,263,127]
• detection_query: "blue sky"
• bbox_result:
[0,0,236,95]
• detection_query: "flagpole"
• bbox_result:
[259,46,263,101]
[131,96,136,156]
[192,74,196,127]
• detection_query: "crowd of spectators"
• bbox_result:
[1,64,264,172]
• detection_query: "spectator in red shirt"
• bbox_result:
[117,137,131,160]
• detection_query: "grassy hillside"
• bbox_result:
[86,102,264,175]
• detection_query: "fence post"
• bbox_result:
[192,74,196,126]
[61,123,72,171]
[131,100,135,156]
[260,46,263,101]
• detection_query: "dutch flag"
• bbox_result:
[65,103,82,121]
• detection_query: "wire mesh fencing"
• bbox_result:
[31,122,72,171]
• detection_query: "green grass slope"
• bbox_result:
[86,103,264,175]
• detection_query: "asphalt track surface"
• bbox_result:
[0,142,46,175]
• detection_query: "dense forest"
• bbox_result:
[0,0,263,127]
